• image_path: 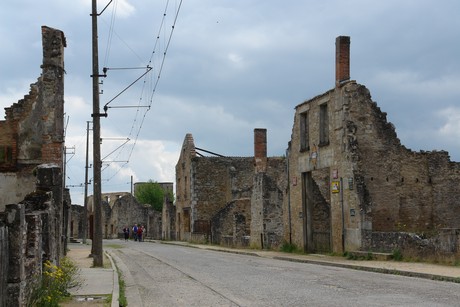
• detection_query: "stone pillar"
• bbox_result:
[5,203,26,307]
[0,222,9,307]
[36,164,63,262]
[40,26,66,166]
[335,36,350,85]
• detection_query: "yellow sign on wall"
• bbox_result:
[331,181,340,193]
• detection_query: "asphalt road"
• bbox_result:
[109,241,460,307]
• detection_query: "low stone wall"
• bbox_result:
[366,229,460,262]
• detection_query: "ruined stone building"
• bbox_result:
[175,130,286,248]
[286,36,460,261]
[72,184,173,241]
[0,26,68,306]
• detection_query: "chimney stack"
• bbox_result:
[335,36,350,85]
[254,128,267,172]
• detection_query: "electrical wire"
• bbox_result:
[125,0,184,163]
[100,0,184,182]
[103,0,118,68]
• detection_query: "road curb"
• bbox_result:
[272,256,460,284]
[105,251,120,307]
[108,249,143,307]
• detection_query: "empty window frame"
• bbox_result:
[0,146,13,164]
[299,111,309,151]
[319,103,329,145]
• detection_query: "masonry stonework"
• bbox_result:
[175,131,286,248]
[0,26,66,211]
[287,36,460,261]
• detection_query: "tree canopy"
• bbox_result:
[134,180,165,211]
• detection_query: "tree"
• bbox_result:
[135,180,165,211]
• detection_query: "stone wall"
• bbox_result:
[211,198,251,247]
[175,132,286,247]
[287,36,460,260]
[191,157,254,224]
[0,221,8,307]
[369,229,460,262]
[162,194,176,240]
[250,158,286,249]
[175,134,196,240]
[0,165,64,306]
[73,192,166,241]
[70,204,85,239]
[344,82,460,259]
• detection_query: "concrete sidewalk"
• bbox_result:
[64,242,119,307]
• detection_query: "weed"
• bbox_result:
[392,249,403,261]
[280,241,300,253]
[28,257,80,307]
[113,260,128,306]
[104,244,124,249]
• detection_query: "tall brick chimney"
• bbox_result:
[335,36,350,85]
[254,128,267,172]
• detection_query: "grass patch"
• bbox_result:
[105,243,124,249]
[113,262,128,306]
[343,251,374,260]
[118,271,128,306]
[391,249,403,261]
[280,241,301,253]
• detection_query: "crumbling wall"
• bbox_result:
[110,194,152,239]
[339,82,460,260]
[0,26,65,211]
[162,194,176,240]
[345,83,460,232]
[251,158,286,249]
[191,157,254,228]
[70,204,85,239]
[211,198,251,247]
[175,134,196,240]
[0,165,63,306]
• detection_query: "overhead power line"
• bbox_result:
[96,0,184,185]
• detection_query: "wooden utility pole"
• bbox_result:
[91,0,103,267]
[83,121,91,244]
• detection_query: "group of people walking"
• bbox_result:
[122,224,145,242]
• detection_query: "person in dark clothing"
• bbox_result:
[122,226,129,241]
[137,225,143,242]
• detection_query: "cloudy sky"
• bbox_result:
[1,0,459,206]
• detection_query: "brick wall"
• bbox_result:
[335,36,350,84]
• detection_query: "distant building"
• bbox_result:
[76,185,172,241]
[175,130,286,249]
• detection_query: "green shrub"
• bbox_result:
[280,241,300,253]
[392,249,403,261]
[28,257,80,307]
